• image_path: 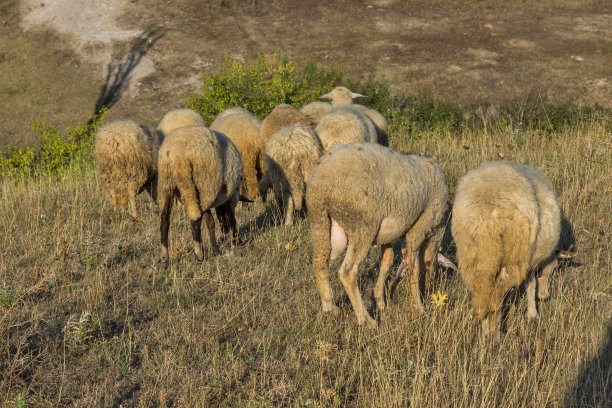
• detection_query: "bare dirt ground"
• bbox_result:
[1,0,610,146]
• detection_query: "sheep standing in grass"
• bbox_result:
[157,108,205,136]
[157,125,242,266]
[300,101,332,125]
[315,106,378,152]
[259,104,314,198]
[451,161,564,340]
[320,86,389,146]
[210,108,263,200]
[95,120,164,219]
[307,143,448,328]
[259,124,322,226]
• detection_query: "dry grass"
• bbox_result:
[0,121,610,406]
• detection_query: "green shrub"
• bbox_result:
[186,53,343,123]
[0,109,106,178]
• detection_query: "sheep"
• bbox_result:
[300,101,332,125]
[157,108,205,136]
[210,108,263,200]
[259,124,322,226]
[320,86,388,146]
[451,161,566,340]
[157,125,242,266]
[95,119,164,219]
[259,104,314,199]
[315,106,378,152]
[307,142,449,328]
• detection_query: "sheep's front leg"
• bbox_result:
[374,243,393,311]
[204,210,219,256]
[190,216,204,262]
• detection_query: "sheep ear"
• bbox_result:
[320,91,333,100]
[437,253,458,271]
[556,249,577,259]
[351,92,366,100]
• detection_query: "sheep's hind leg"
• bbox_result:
[537,258,557,300]
[129,189,138,220]
[191,216,204,262]
[374,243,393,311]
[525,272,539,320]
[217,201,242,246]
[159,192,174,267]
[204,210,220,256]
[339,243,376,328]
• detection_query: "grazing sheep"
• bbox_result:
[451,161,564,340]
[95,120,164,219]
[315,106,378,152]
[157,125,242,266]
[300,101,332,125]
[260,104,314,147]
[157,108,205,136]
[259,124,322,226]
[320,86,388,146]
[210,109,263,200]
[307,143,448,328]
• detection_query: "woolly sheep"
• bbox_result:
[306,143,449,328]
[259,124,322,226]
[321,86,389,146]
[315,106,378,152]
[157,108,205,136]
[210,109,263,200]
[158,125,242,266]
[95,120,164,219]
[260,103,314,148]
[300,101,332,125]
[451,161,565,340]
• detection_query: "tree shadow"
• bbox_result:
[565,324,612,407]
[88,27,165,123]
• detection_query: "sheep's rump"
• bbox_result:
[95,120,162,200]
[451,161,561,290]
[306,143,445,247]
[157,126,241,218]
[300,101,332,126]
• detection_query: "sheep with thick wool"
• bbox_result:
[321,86,389,146]
[95,120,164,219]
[259,124,322,226]
[157,125,242,266]
[210,108,263,200]
[315,106,378,152]
[157,108,205,136]
[300,101,332,125]
[307,143,448,328]
[451,161,563,340]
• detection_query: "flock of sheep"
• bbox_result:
[94,86,574,341]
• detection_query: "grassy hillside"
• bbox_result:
[1,114,610,405]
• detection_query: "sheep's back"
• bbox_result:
[260,104,313,147]
[307,143,434,239]
[210,113,262,167]
[157,109,205,136]
[315,107,377,151]
[300,102,332,126]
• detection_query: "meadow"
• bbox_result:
[1,76,610,406]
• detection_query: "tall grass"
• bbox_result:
[1,119,609,406]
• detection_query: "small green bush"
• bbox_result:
[0,109,106,178]
[186,53,343,123]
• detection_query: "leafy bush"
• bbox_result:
[186,53,342,123]
[0,109,107,178]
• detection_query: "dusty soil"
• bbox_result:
[1,0,611,145]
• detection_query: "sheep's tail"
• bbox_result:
[287,164,305,212]
[164,161,201,221]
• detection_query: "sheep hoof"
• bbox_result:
[537,287,550,300]
[321,302,340,315]
[158,258,169,270]
[526,310,539,321]
[365,316,378,330]
[194,252,204,262]
[375,296,386,311]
